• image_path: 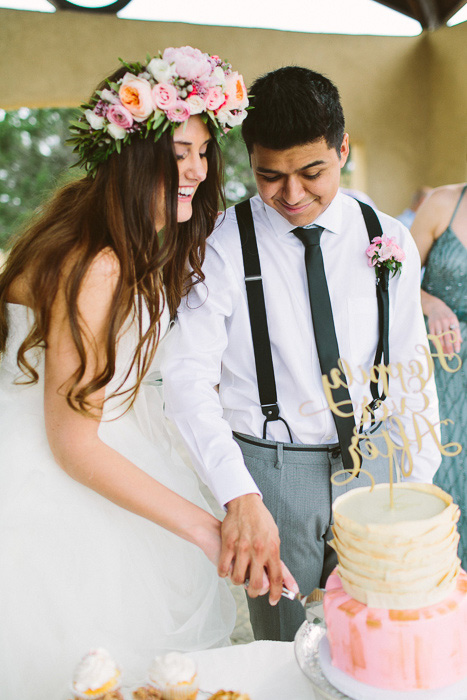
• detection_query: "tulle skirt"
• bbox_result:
[0,373,236,700]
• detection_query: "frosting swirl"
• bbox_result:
[149,652,196,685]
[73,648,118,692]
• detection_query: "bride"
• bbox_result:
[0,47,249,699]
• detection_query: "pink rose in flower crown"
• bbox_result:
[166,99,191,123]
[224,72,249,111]
[119,74,154,121]
[152,83,178,111]
[163,46,212,83]
[107,104,134,130]
[204,86,225,111]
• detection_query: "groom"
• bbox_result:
[162,66,441,641]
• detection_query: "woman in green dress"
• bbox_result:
[412,183,467,564]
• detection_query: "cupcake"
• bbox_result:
[147,652,198,700]
[70,648,123,700]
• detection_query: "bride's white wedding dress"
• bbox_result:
[0,302,236,700]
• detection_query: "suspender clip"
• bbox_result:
[261,403,280,419]
[245,275,262,282]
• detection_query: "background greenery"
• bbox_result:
[0,108,257,251]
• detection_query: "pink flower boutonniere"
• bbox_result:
[366,234,406,280]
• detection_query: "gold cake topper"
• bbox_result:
[300,330,462,508]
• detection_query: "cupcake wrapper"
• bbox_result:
[70,678,121,699]
[148,677,199,700]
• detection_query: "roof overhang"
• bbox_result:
[374,0,466,29]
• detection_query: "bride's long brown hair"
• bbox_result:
[0,67,224,415]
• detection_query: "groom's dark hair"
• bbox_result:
[241,66,345,154]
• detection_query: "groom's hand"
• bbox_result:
[219,493,283,605]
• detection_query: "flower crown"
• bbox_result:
[68,46,249,176]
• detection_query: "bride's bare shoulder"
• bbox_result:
[80,247,121,291]
[5,247,120,309]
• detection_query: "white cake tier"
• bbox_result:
[329,483,461,609]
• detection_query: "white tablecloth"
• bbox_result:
[190,640,316,699]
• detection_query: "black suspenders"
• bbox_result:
[235,199,294,441]
[358,201,390,418]
[234,198,390,442]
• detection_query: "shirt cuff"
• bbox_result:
[205,459,262,510]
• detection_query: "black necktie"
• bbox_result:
[293,226,357,471]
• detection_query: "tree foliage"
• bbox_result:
[0,108,256,251]
[220,126,257,207]
[0,108,79,249]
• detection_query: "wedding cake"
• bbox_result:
[322,483,467,692]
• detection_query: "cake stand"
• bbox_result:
[294,621,350,700]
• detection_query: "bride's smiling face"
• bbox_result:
[155,116,211,230]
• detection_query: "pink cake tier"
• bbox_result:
[324,569,467,691]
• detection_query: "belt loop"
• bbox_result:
[275,442,283,469]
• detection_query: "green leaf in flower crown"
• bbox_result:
[152,112,165,130]
[118,58,144,74]
[69,121,90,131]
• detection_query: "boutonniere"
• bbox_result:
[366,235,406,280]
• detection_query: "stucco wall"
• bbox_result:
[1,9,466,215]
[425,22,467,188]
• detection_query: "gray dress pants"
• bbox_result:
[233,429,390,642]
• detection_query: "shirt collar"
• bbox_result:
[262,191,343,237]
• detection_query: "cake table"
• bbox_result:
[189,640,317,699]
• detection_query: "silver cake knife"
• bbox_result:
[245,581,325,621]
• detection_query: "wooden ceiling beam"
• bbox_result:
[417,0,442,28]
[372,0,465,28]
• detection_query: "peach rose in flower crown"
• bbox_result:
[224,72,249,111]
[119,74,154,121]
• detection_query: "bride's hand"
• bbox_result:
[196,519,300,599]
[193,518,223,567]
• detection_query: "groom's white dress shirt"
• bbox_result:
[161,193,441,507]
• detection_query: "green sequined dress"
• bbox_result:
[422,185,467,565]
